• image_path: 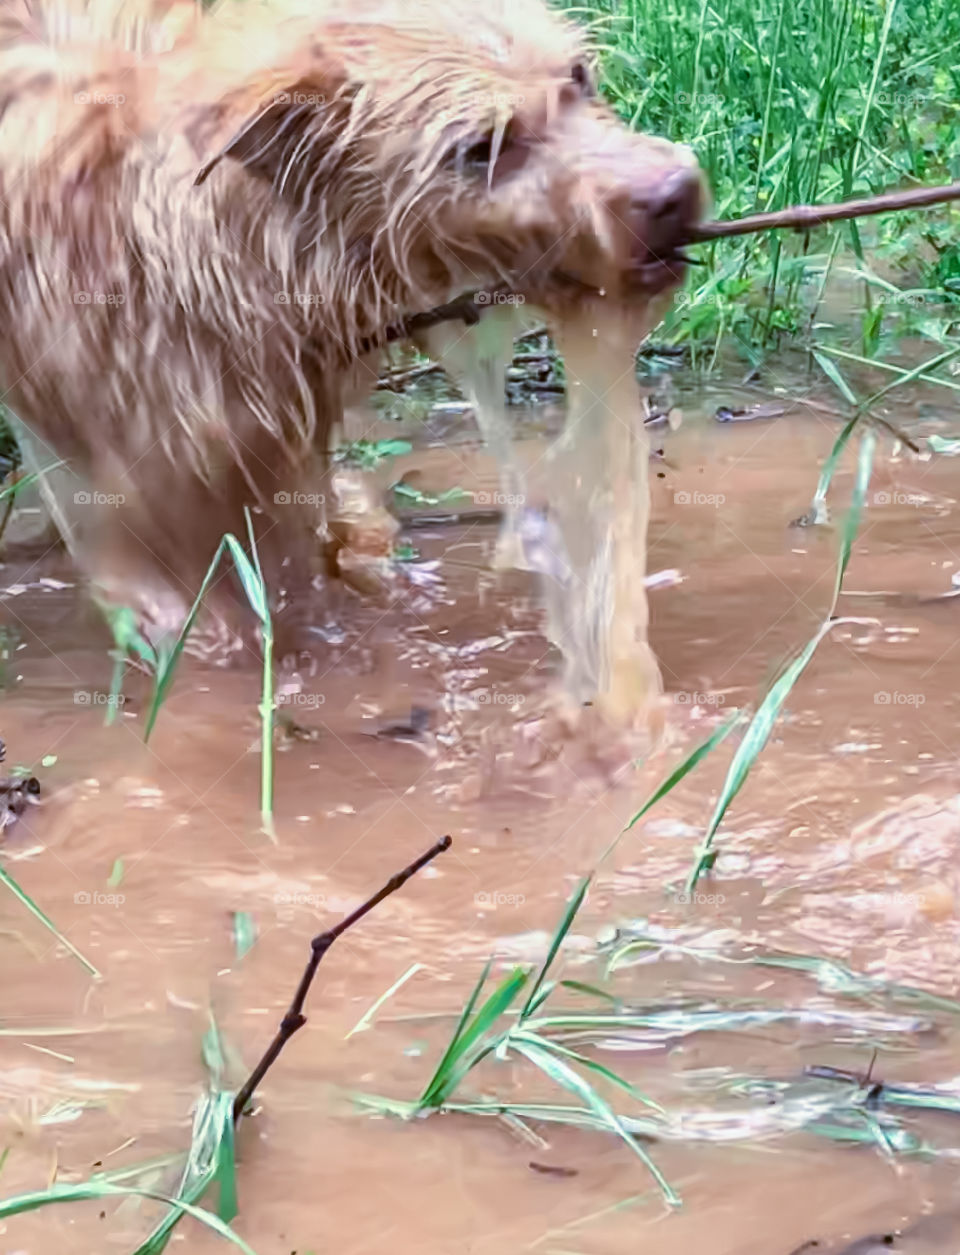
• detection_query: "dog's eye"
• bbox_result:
[571,60,595,96]
[461,134,495,170]
[444,130,507,175]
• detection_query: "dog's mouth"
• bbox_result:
[391,249,696,347]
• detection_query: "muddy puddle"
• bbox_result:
[3,375,960,1254]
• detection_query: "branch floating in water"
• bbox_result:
[232,834,452,1123]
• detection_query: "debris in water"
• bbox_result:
[715,402,786,423]
[0,740,40,833]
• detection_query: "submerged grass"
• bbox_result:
[354,418,921,1190]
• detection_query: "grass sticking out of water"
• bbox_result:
[140,510,276,838]
[685,424,876,889]
[0,1179,255,1254]
[0,1019,246,1253]
[0,866,100,978]
[561,0,960,368]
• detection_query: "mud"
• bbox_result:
[2,382,960,1253]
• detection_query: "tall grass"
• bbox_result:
[561,0,960,364]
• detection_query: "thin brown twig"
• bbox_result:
[232,833,452,1123]
[688,179,960,241]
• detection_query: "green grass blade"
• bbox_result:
[520,878,590,1022]
[812,349,858,406]
[509,1036,678,1205]
[832,427,876,602]
[346,963,425,1039]
[0,867,100,978]
[223,535,268,626]
[612,710,742,854]
[144,539,227,741]
[419,966,528,1108]
[685,624,831,890]
[0,461,66,503]
[510,1030,663,1114]
[232,912,256,961]
[0,1181,255,1254]
[135,1090,237,1253]
[417,959,492,1102]
[687,428,876,890]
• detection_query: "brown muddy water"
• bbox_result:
[3,378,960,1255]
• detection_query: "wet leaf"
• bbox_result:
[509,1035,678,1205]
[107,859,124,889]
[0,1181,256,1254]
[928,433,960,455]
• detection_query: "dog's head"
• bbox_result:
[186,0,704,333]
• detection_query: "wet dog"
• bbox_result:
[0,0,702,649]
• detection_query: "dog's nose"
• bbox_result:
[631,166,702,256]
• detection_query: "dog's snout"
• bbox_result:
[631,167,702,252]
[648,168,702,231]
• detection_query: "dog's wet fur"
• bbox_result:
[0,0,702,648]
